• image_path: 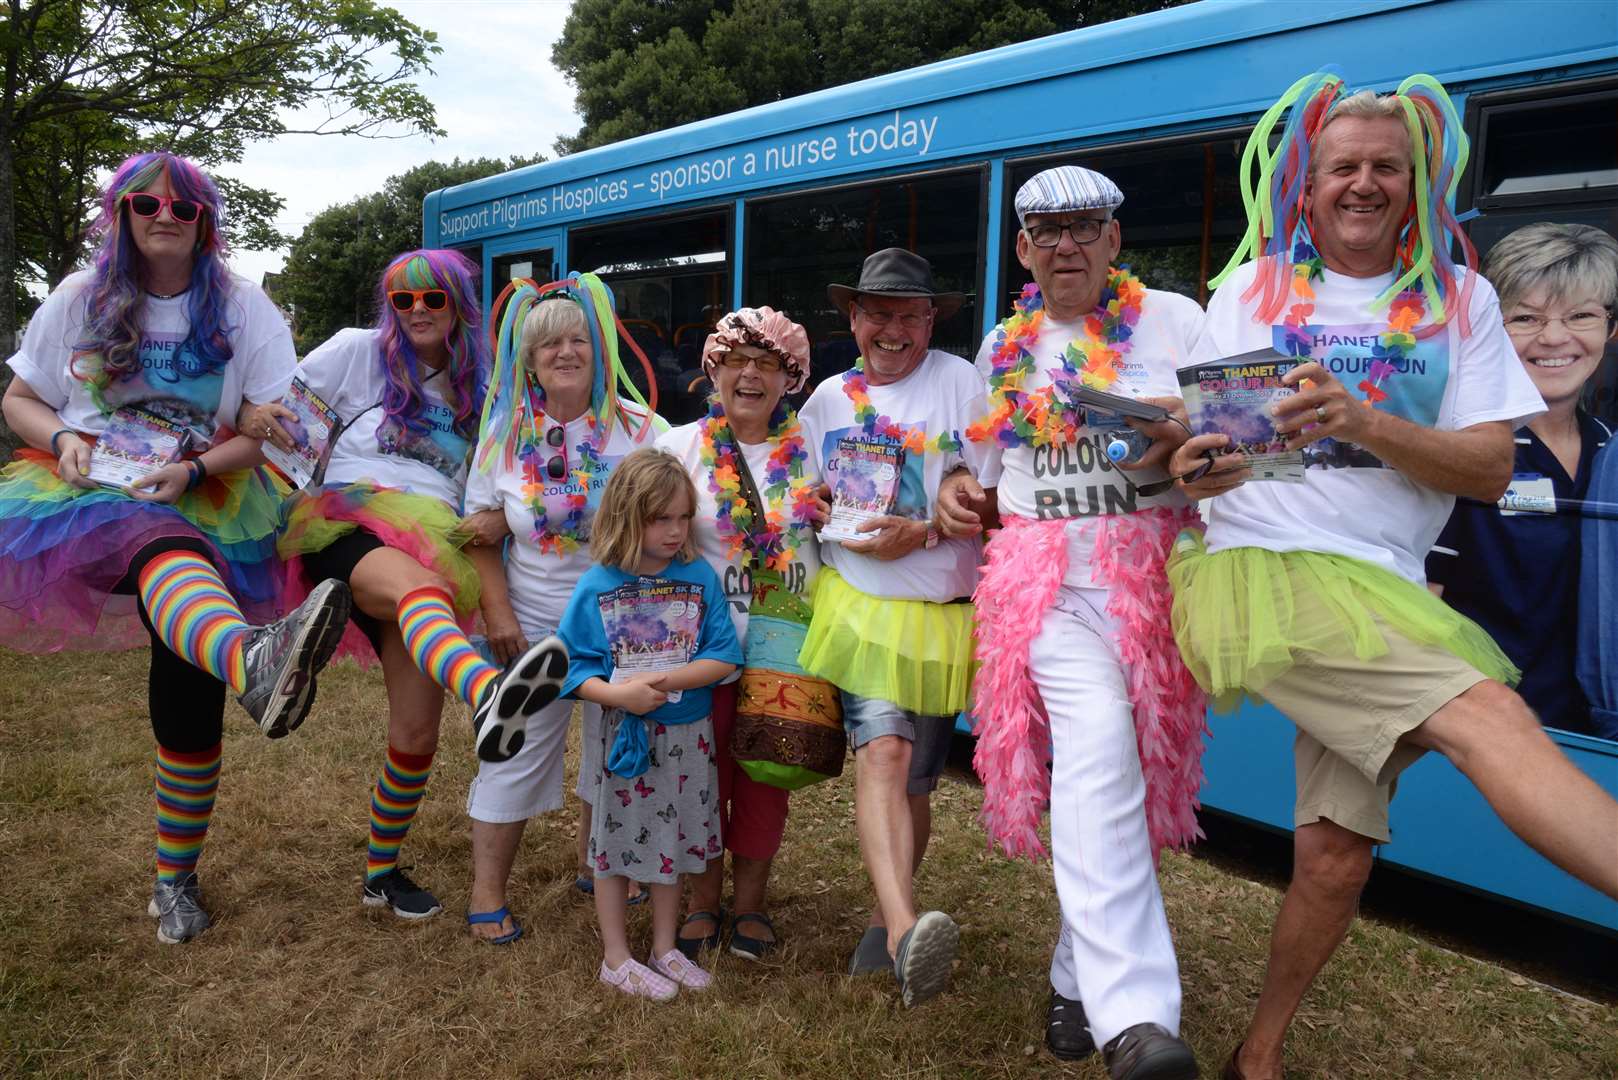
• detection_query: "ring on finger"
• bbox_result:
[1314,404,1328,424]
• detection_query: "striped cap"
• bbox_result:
[1014,166,1124,225]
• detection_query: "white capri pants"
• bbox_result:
[1029,583,1182,1047]
[465,631,602,821]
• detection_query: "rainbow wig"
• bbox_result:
[1210,71,1477,335]
[70,151,234,411]
[374,248,488,442]
[475,271,658,474]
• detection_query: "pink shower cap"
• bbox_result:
[701,306,811,394]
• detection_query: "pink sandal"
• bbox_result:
[650,948,713,991]
[598,957,677,1001]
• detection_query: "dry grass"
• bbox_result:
[1,647,1614,1079]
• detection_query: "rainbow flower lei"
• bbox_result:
[1278,241,1424,408]
[840,361,964,454]
[516,375,608,555]
[966,267,1145,448]
[698,399,818,572]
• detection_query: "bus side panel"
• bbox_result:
[1198,703,1298,833]
[1377,738,1618,933]
[1200,703,1618,934]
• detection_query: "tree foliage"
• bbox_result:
[553,0,1191,153]
[1,0,445,346]
[277,155,545,353]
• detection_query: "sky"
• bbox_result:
[223,0,582,284]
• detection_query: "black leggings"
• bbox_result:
[116,536,228,753]
[297,527,388,654]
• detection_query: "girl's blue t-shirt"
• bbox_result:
[558,556,742,724]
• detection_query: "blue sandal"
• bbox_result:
[466,906,523,945]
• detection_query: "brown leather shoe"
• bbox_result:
[1221,1043,1247,1080]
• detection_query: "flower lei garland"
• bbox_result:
[841,361,963,454]
[1277,241,1424,408]
[516,375,608,555]
[698,399,819,572]
[966,268,1145,448]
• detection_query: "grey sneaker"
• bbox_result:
[237,578,352,738]
[470,635,568,762]
[893,910,959,1007]
[147,873,209,944]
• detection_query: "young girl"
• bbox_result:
[558,448,742,1000]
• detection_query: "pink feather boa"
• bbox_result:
[971,508,1208,861]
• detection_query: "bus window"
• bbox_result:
[1000,135,1248,319]
[1478,92,1618,199]
[745,169,983,388]
[571,209,731,425]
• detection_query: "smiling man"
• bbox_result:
[797,248,991,1007]
[1165,74,1618,1080]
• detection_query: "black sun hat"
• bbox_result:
[827,247,964,321]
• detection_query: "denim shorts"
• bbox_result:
[841,689,955,795]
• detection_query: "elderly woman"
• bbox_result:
[461,274,662,942]
[655,307,832,961]
[1428,223,1618,736]
[0,151,352,945]
[248,250,569,924]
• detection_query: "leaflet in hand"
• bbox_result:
[88,407,188,490]
[1178,349,1306,483]
[600,577,705,704]
[260,377,339,489]
[820,435,904,543]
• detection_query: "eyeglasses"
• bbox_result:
[544,424,567,481]
[123,192,203,224]
[852,302,932,329]
[1503,310,1612,337]
[713,350,786,373]
[1024,218,1110,248]
[388,289,450,313]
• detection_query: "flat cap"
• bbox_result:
[1014,165,1123,225]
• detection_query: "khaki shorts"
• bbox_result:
[1257,608,1489,844]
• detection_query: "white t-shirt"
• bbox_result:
[973,288,1201,585]
[657,420,822,647]
[297,327,476,509]
[1192,262,1544,583]
[464,405,660,633]
[797,349,990,603]
[7,268,294,446]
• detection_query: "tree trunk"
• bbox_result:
[0,121,19,457]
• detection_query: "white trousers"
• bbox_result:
[1029,584,1182,1046]
[466,697,597,823]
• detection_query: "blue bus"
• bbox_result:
[424,0,1618,934]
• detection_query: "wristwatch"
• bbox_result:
[924,521,940,549]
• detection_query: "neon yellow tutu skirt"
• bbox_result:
[798,567,976,716]
[1166,531,1518,711]
[278,482,480,660]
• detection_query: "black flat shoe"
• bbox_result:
[1047,989,1096,1060]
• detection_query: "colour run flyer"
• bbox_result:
[88,406,189,490]
[600,577,705,703]
[1180,349,1306,482]
[261,377,339,489]
[820,434,904,542]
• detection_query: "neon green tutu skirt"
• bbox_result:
[798,567,976,716]
[1166,531,1518,710]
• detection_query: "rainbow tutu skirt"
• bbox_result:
[0,448,287,652]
